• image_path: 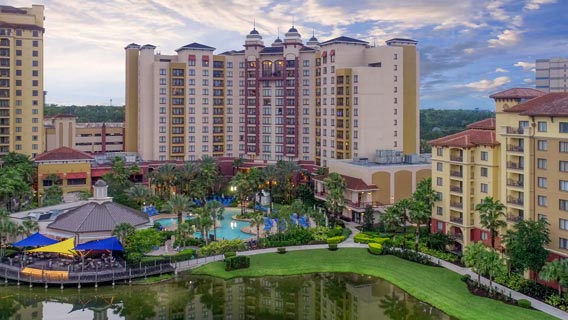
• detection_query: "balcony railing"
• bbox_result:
[450,171,463,178]
[506,162,524,170]
[449,216,463,224]
[450,186,463,193]
[507,197,524,206]
[505,127,525,134]
[450,156,463,162]
[507,145,524,152]
[448,233,463,241]
[315,192,381,209]
[507,180,524,188]
[506,214,523,223]
[450,202,463,209]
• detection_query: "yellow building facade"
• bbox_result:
[0,5,44,157]
[35,147,93,198]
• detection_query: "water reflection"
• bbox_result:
[0,273,453,320]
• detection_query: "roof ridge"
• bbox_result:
[75,203,97,233]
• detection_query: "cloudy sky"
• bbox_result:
[10,0,568,109]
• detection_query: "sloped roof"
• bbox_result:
[314,174,378,191]
[489,88,545,99]
[260,47,283,54]
[429,129,499,148]
[47,202,149,233]
[504,93,568,116]
[176,42,215,52]
[35,147,94,162]
[220,50,245,55]
[466,118,496,130]
[319,36,368,46]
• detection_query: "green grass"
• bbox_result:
[193,248,557,320]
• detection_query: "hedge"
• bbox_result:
[328,244,338,251]
[517,299,531,309]
[326,236,345,245]
[224,251,237,259]
[368,243,383,255]
[277,247,286,254]
[225,255,250,271]
[354,233,390,244]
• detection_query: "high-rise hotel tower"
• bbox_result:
[125,27,419,165]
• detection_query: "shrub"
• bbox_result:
[225,255,250,271]
[424,232,452,251]
[517,299,531,309]
[545,294,562,307]
[420,247,459,262]
[172,249,196,262]
[327,226,344,238]
[224,251,237,259]
[198,239,246,257]
[328,244,338,251]
[354,233,389,244]
[461,274,471,283]
[382,247,432,266]
[277,247,286,254]
[311,226,331,241]
[368,243,383,255]
[326,236,345,245]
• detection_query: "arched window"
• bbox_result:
[262,60,272,77]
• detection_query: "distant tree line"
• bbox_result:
[44,104,125,123]
[420,108,495,153]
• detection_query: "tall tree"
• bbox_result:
[127,184,151,209]
[42,184,63,207]
[231,172,250,216]
[262,165,278,213]
[152,163,178,199]
[102,157,140,197]
[413,177,437,231]
[274,161,300,203]
[395,198,413,249]
[362,204,375,231]
[475,197,506,249]
[21,219,39,237]
[232,158,245,175]
[478,248,506,293]
[249,212,264,243]
[409,200,431,251]
[323,173,346,221]
[539,259,568,295]
[0,209,18,256]
[381,205,403,233]
[463,241,487,284]
[192,207,215,244]
[163,194,193,226]
[112,223,136,245]
[198,155,220,198]
[178,161,198,195]
[206,200,224,241]
[502,219,550,277]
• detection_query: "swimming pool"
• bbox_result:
[154,208,252,240]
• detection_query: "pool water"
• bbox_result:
[154,208,252,240]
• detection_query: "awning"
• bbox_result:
[74,237,124,252]
[27,238,76,255]
[41,173,64,179]
[330,49,335,56]
[66,172,87,179]
[322,51,327,57]
[12,232,58,247]
[202,55,209,61]
[188,54,196,61]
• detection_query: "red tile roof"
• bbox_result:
[314,174,378,191]
[489,88,546,99]
[466,118,496,130]
[34,147,94,162]
[429,129,499,148]
[504,93,568,116]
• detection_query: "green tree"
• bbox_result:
[413,177,437,231]
[112,223,135,245]
[463,241,487,284]
[262,165,278,212]
[362,204,375,231]
[0,209,18,256]
[21,219,39,236]
[231,171,251,216]
[127,184,151,209]
[539,259,568,295]
[274,161,300,204]
[475,197,506,249]
[381,205,403,233]
[103,157,140,198]
[409,200,431,251]
[395,198,413,249]
[163,194,193,226]
[124,228,162,263]
[232,157,245,175]
[478,248,506,293]
[249,212,264,242]
[192,206,215,244]
[198,155,220,199]
[176,221,194,247]
[323,173,346,221]
[42,184,63,207]
[502,219,550,277]
[206,200,224,241]
[152,163,178,200]
[177,161,198,195]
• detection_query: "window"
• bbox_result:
[437,162,443,172]
[538,121,547,132]
[481,183,488,193]
[561,219,568,230]
[481,167,488,177]
[481,151,488,161]
[436,207,443,216]
[538,158,547,169]
[160,68,166,75]
[436,192,443,201]
[436,177,443,186]
[560,142,568,153]
[560,238,568,250]
[538,195,547,207]
[561,180,568,191]
[481,232,488,241]
[561,122,568,133]
[561,161,568,172]
[538,177,547,188]
[537,140,547,151]
[436,148,443,156]
[561,200,568,211]
[538,214,547,221]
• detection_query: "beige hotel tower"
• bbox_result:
[125,27,419,164]
[0,5,44,157]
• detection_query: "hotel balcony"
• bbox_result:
[506,162,524,170]
[450,202,463,209]
[450,186,463,194]
[507,145,524,153]
[507,197,524,206]
[506,214,523,223]
[503,126,529,136]
[450,171,463,178]
[450,156,463,162]
[449,215,463,224]
[448,233,463,241]
[506,179,524,188]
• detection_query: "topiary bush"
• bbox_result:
[517,299,531,309]
[326,236,345,244]
[277,247,286,254]
[368,243,383,255]
[198,239,246,257]
[328,243,338,251]
[225,255,250,271]
[224,251,237,259]
[354,233,390,244]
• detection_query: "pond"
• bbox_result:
[0,273,454,319]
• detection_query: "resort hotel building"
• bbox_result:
[431,88,568,259]
[0,5,45,157]
[536,57,568,93]
[125,27,419,166]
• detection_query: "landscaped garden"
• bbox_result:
[193,248,556,320]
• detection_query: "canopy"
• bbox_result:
[74,237,124,252]
[12,232,58,247]
[27,237,76,255]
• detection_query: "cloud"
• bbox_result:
[523,78,534,84]
[514,61,536,71]
[463,48,475,54]
[495,68,508,73]
[488,29,521,47]
[524,0,557,10]
[455,76,511,92]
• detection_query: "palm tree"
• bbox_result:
[154,164,178,199]
[380,205,402,233]
[231,172,250,216]
[163,194,193,226]
[539,259,568,295]
[21,219,39,237]
[127,184,151,209]
[112,223,135,245]
[249,212,264,242]
[413,177,437,231]
[247,168,264,211]
[262,165,278,213]
[475,197,506,249]
[463,242,486,285]
[192,207,215,244]
[232,158,245,175]
[206,200,224,241]
[323,173,346,221]
[395,198,413,249]
[177,221,194,247]
[0,209,18,256]
[409,200,431,251]
[178,162,198,195]
[198,155,220,199]
[478,248,506,293]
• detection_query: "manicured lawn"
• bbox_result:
[193,248,557,320]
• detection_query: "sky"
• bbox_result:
[9,0,568,109]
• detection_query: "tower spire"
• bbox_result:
[253,17,256,30]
